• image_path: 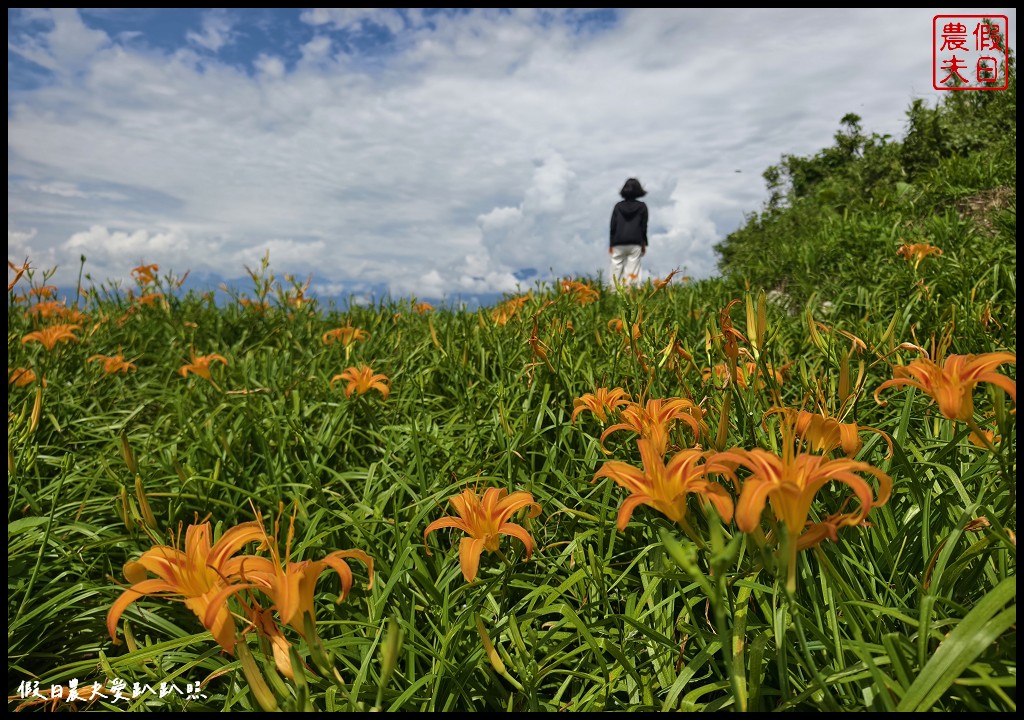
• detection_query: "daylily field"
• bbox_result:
[6,236,1015,711]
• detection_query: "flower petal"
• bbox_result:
[497,522,535,559]
[458,536,487,583]
[106,579,178,642]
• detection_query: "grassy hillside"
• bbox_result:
[714,56,1016,354]
[6,63,1015,712]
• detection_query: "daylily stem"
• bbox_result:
[786,541,798,596]
[678,516,707,550]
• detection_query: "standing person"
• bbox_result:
[609,178,648,289]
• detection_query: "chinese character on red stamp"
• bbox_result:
[933,15,1010,90]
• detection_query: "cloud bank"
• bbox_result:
[8,8,1015,300]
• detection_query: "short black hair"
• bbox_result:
[620,178,647,199]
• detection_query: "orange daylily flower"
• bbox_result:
[704,363,731,386]
[560,279,600,305]
[765,407,892,458]
[21,323,81,351]
[424,487,542,583]
[331,365,391,399]
[874,351,1015,421]
[896,242,942,270]
[600,397,707,455]
[793,502,871,552]
[179,351,229,382]
[134,292,165,307]
[107,521,265,653]
[491,294,531,326]
[705,427,892,592]
[8,260,30,292]
[246,604,298,680]
[26,300,69,321]
[59,307,89,324]
[414,302,434,313]
[651,269,682,290]
[239,507,374,643]
[88,352,138,375]
[131,263,160,285]
[571,387,632,424]
[9,367,43,388]
[704,360,785,391]
[322,326,370,347]
[593,439,734,532]
[967,418,1001,449]
[607,317,642,345]
[717,299,746,369]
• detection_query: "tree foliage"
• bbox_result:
[714,51,1016,327]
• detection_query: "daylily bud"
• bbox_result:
[236,642,280,712]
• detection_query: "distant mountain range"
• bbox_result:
[39,274,517,313]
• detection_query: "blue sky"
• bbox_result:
[8,8,1017,304]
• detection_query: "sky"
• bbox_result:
[8,8,1017,306]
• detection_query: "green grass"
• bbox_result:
[7,251,1015,711]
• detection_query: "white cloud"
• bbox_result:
[8,8,109,74]
[300,8,408,35]
[523,152,575,215]
[478,206,523,232]
[186,10,235,52]
[8,227,38,256]
[63,226,197,283]
[299,35,334,64]
[26,181,127,201]
[647,182,742,279]
[254,53,286,79]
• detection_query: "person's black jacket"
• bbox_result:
[610,200,648,248]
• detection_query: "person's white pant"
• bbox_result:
[609,245,643,288]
